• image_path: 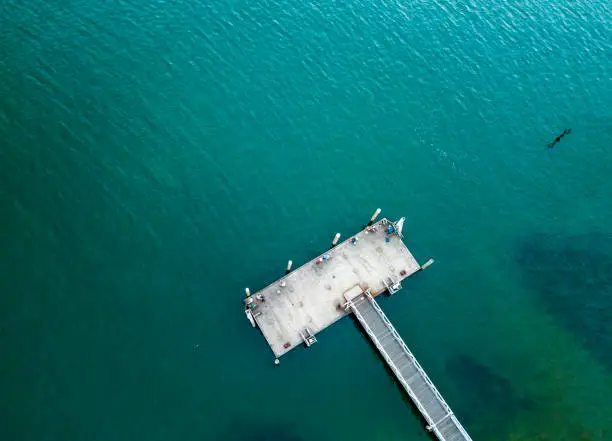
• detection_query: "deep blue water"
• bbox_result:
[1,0,611,440]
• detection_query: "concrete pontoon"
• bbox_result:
[243,213,472,441]
[244,218,419,358]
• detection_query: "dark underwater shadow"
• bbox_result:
[516,232,612,370]
[445,354,534,437]
[216,418,306,441]
[348,294,534,439]
[348,314,439,441]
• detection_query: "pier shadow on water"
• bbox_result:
[348,315,439,441]
[350,308,535,440]
[516,232,612,370]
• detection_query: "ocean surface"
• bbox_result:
[1,0,611,440]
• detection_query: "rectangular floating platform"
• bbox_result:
[245,218,421,358]
[245,215,473,440]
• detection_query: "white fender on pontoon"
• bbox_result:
[395,217,405,236]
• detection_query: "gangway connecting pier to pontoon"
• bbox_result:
[244,210,472,441]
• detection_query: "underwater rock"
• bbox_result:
[446,354,533,434]
[517,232,612,369]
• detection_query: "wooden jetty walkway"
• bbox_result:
[347,290,472,441]
[244,210,472,440]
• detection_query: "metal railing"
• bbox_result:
[348,291,472,441]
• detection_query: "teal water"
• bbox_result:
[1,0,611,440]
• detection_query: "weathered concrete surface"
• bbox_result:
[246,219,421,357]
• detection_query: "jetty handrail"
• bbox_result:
[349,296,434,422]
[364,291,454,413]
[348,291,472,441]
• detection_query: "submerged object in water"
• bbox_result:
[546,128,572,149]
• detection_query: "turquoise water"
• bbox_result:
[1,0,611,440]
